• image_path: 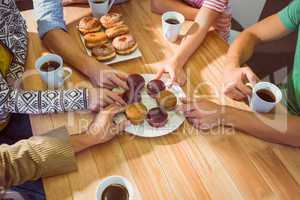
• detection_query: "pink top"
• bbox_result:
[184,0,231,40]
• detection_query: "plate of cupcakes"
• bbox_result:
[114,74,186,137]
[78,12,142,65]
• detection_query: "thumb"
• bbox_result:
[155,68,164,80]
[244,67,259,85]
[112,120,131,134]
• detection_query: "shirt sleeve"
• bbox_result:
[0,73,88,115]
[33,0,67,38]
[202,0,228,13]
[0,127,77,188]
[278,0,300,31]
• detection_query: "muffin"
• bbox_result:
[127,74,145,92]
[147,79,166,97]
[156,90,177,111]
[146,107,168,128]
[122,89,142,104]
[125,103,147,125]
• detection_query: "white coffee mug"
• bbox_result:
[35,54,72,88]
[247,82,282,113]
[162,11,185,42]
[96,176,136,200]
[88,0,116,17]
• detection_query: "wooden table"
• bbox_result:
[22,1,300,199]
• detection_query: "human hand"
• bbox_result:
[177,97,225,130]
[223,66,259,101]
[88,87,126,112]
[86,105,130,144]
[152,58,187,86]
[88,65,128,90]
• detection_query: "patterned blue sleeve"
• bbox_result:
[33,0,67,38]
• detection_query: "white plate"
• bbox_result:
[114,74,186,138]
[80,35,142,65]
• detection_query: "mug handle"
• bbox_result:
[62,67,73,81]
[245,82,254,104]
[108,0,117,13]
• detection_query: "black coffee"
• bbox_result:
[101,184,129,200]
[256,89,276,102]
[165,18,180,25]
[40,61,60,72]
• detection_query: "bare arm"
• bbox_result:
[173,7,220,69]
[42,29,104,78]
[151,0,198,20]
[226,14,291,68]
[226,106,300,147]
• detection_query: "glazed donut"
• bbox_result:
[100,12,123,28]
[84,32,108,48]
[105,24,130,39]
[146,107,168,128]
[112,34,138,55]
[92,43,116,61]
[78,16,102,35]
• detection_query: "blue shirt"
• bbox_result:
[33,0,67,38]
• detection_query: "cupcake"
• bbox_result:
[127,74,145,92]
[146,107,168,128]
[125,103,147,125]
[146,79,166,98]
[156,90,177,111]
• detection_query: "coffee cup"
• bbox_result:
[96,176,136,200]
[247,82,282,113]
[35,54,72,88]
[162,11,185,42]
[88,0,116,17]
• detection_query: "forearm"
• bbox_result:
[151,0,198,20]
[42,29,104,77]
[70,133,97,153]
[225,107,300,147]
[173,24,208,68]
[226,31,260,68]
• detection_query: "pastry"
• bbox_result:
[100,12,123,29]
[78,16,102,35]
[125,103,147,125]
[127,74,145,92]
[156,90,177,111]
[146,107,168,128]
[112,34,138,55]
[91,43,116,61]
[105,24,130,39]
[84,32,108,48]
[147,79,166,97]
[122,89,142,104]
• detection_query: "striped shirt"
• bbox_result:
[184,0,232,40]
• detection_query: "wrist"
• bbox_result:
[221,106,238,127]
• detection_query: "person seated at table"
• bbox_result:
[177,0,300,147]
[0,105,130,198]
[34,0,128,90]
[150,0,231,86]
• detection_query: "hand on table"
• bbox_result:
[88,88,126,112]
[152,59,187,86]
[223,66,259,101]
[177,97,225,130]
[86,105,130,144]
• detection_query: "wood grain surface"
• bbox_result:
[21,0,300,199]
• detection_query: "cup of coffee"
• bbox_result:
[96,176,136,200]
[247,82,282,113]
[88,0,116,17]
[35,54,72,88]
[162,11,185,42]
